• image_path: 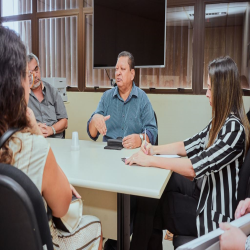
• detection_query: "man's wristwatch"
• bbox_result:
[139,134,143,145]
[51,126,56,135]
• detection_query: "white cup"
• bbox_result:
[71,131,80,151]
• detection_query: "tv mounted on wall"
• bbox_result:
[93,0,167,68]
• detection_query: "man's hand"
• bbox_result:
[235,198,250,219]
[92,114,110,136]
[219,223,246,250]
[38,123,53,138]
[122,134,141,149]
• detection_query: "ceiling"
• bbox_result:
[166,2,249,28]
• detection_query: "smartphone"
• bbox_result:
[121,158,126,163]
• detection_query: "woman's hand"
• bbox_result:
[26,107,43,135]
[219,223,246,250]
[141,141,155,155]
[235,198,250,219]
[26,107,36,128]
[70,184,81,198]
[125,150,152,167]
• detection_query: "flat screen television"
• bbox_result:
[93,0,167,68]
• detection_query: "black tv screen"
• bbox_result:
[93,0,166,68]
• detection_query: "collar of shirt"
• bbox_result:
[29,82,46,97]
[112,82,138,103]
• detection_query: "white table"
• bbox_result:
[47,138,172,250]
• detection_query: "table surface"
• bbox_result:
[47,138,172,199]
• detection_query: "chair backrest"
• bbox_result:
[246,110,250,124]
[154,111,158,146]
[237,148,250,203]
[0,163,53,250]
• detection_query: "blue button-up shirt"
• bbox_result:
[87,83,158,144]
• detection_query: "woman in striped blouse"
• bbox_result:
[126,56,250,250]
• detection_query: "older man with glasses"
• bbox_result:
[27,53,68,138]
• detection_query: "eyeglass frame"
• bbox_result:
[28,71,35,88]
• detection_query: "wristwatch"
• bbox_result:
[51,126,56,135]
[139,134,143,145]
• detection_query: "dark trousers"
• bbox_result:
[130,173,200,250]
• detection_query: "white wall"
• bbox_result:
[65,92,250,144]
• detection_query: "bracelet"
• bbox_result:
[245,236,250,250]
[51,126,56,135]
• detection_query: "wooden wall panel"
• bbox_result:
[203,26,242,88]
[140,26,190,89]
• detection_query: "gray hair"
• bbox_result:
[117,51,135,70]
[27,53,39,67]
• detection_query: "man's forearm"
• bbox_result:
[52,118,68,134]
[88,119,98,138]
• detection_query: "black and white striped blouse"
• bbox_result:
[184,114,245,236]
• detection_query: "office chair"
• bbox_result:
[247,110,250,124]
[173,148,250,249]
[154,111,158,146]
[0,163,53,250]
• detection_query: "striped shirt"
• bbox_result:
[28,81,68,139]
[87,83,158,144]
[184,114,245,236]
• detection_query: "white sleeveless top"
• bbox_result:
[9,132,50,193]
[9,132,102,250]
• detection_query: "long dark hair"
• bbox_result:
[0,26,29,163]
[207,56,250,151]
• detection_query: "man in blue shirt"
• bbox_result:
[87,51,158,250]
[87,51,157,148]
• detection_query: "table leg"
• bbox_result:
[117,193,130,250]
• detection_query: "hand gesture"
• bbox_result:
[92,114,110,136]
[122,134,141,149]
[235,198,250,219]
[219,223,246,250]
[141,141,155,155]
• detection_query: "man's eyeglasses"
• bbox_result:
[28,71,35,88]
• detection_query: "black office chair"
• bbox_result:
[247,110,250,124]
[154,111,158,146]
[0,163,53,250]
[173,148,250,249]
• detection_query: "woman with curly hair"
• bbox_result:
[0,26,102,250]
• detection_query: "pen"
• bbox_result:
[144,128,147,147]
